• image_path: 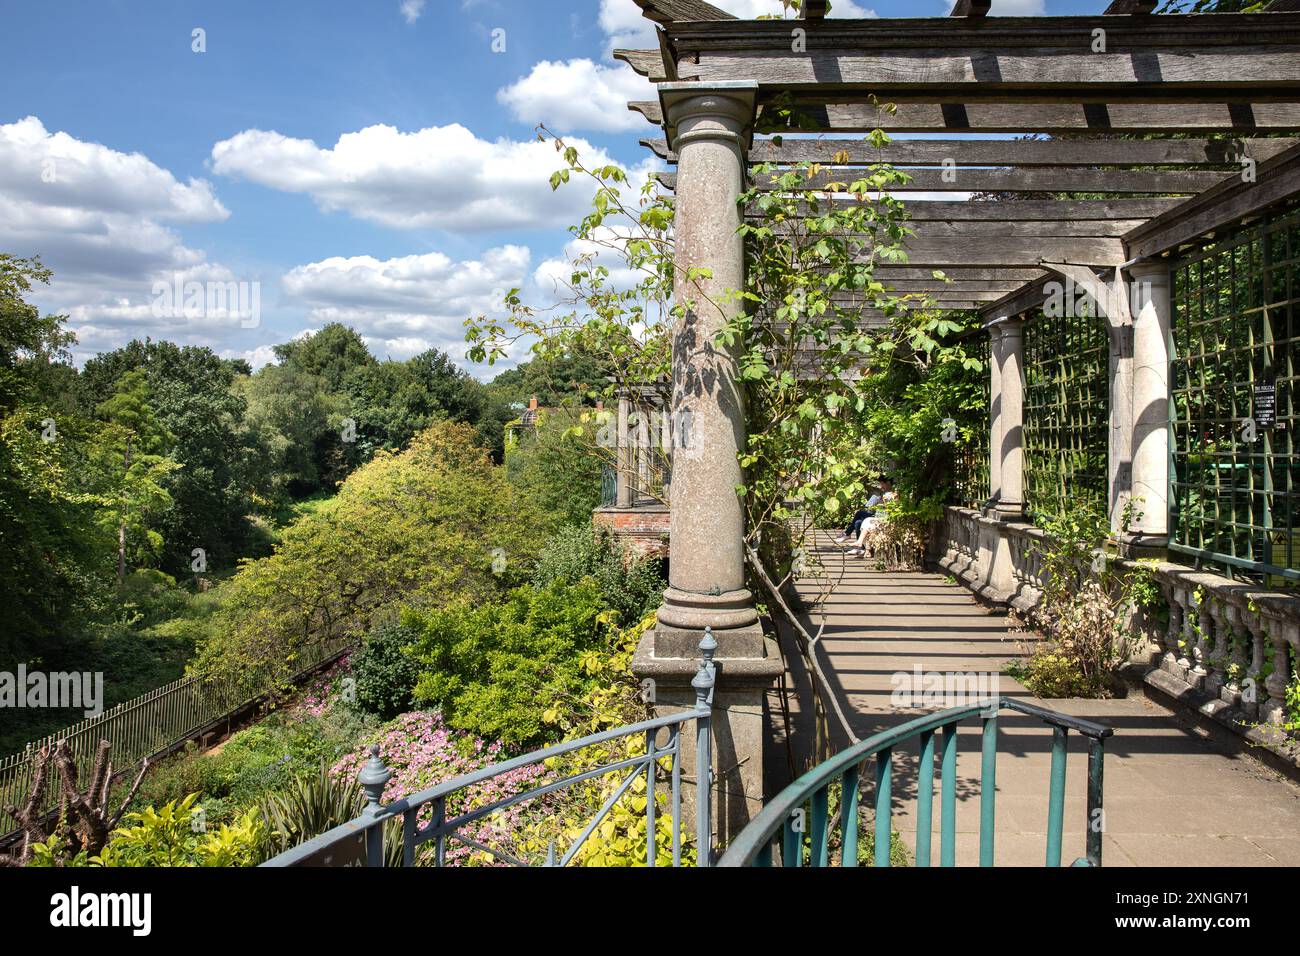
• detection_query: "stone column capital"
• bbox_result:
[985,314,1025,338]
[1123,256,1171,286]
[659,81,759,156]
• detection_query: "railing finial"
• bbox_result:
[692,627,718,708]
[358,744,391,815]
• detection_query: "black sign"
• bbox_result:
[1253,382,1277,429]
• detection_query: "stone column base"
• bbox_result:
[631,624,782,852]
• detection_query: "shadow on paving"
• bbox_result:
[761,530,1300,866]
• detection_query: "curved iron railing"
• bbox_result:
[717,697,1113,868]
[263,632,718,868]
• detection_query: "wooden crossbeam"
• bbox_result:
[665,15,1300,48]
[950,0,991,16]
[642,136,1295,167]
[802,0,831,17]
[1102,0,1158,13]
[661,50,1300,97]
[751,214,1149,236]
[874,266,1045,281]
[1124,142,1300,258]
[853,237,1124,267]
[1267,0,1300,10]
[845,198,1181,221]
[629,100,1300,133]
[659,167,1228,193]
[632,0,735,25]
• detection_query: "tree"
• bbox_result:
[94,371,177,585]
[194,420,547,684]
[82,340,268,573]
[0,254,74,412]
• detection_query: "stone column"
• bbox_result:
[990,315,1026,522]
[986,322,1004,511]
[1121,258,1172,555]
[616,394,634,508]
[631,81,781,851]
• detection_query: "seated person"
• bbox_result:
[835,484,883,544]
[846,477,895,556]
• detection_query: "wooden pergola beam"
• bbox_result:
[1102,0,1158,13]
[851,237,1124,268]
[642,136,1295,167]
[660,167,1229,193]
[950,0,992,16]
[632,0,735,25]
[658,51,1300,98]
[630,100,1300,133]
[1124,141,1300,258]
[835,198,1182,221]
[665,14,1300,49]
[802,0,831,17]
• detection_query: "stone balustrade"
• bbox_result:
[932,505,1300,732]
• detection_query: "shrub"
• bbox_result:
[531,523,665,626]
[331,711,547,866]
[31,794,265,867]
[405,579,610,749]
[351,620,422,719]
[193,421,546,684]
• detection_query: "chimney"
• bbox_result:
[528,396,538,411]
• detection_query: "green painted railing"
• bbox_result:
[718,697,1113,868]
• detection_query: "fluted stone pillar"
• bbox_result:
[987,322,1004,511]
[630,81,781,852]
[1121,258,1172,555]
[616,394,634,509]
[990,315,1026,521]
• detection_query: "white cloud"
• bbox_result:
[0,117,263,360]
[281,245,531,363]
[514,2,877,133]
[498,59,652,133]
[399,0,426,25]
[211,123,655,233]
[598,0,875,52]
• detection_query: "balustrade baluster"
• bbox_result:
[979,714,998,867]
[940,723,958,867]
[840,765,860,867]
[1045,726,1068,867]
[874,747,893,867]
[915,729,935,867]
[1192,591,1213,689]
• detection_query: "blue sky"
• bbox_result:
[0,0,1099,374]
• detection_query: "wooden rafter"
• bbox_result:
[658,167,1230,193]
[629,100,1300,133]
[642,136,1296,166]
[950,0,991,16]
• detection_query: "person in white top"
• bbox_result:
[846,478,895,556]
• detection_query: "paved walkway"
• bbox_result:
[768,532,1300,866]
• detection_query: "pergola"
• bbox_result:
[614,0,1300,841]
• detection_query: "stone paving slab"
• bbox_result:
[767,532,1300,867]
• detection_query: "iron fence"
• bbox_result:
[951,333,991,509]
[0,636,352,832]
[264,632,717,868]
[1170,200,1300,585]
[1022,304,1109,524]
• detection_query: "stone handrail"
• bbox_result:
[933,505,1299,728]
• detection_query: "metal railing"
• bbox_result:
[264,632,718,868]
[0,637,352,832]
[718,697,1112,868]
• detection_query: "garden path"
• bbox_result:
[768,531,1300,866]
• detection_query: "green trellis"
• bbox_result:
[1170,200,1300,584]
[1022,306,1109,523]
[951,333,990,509]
